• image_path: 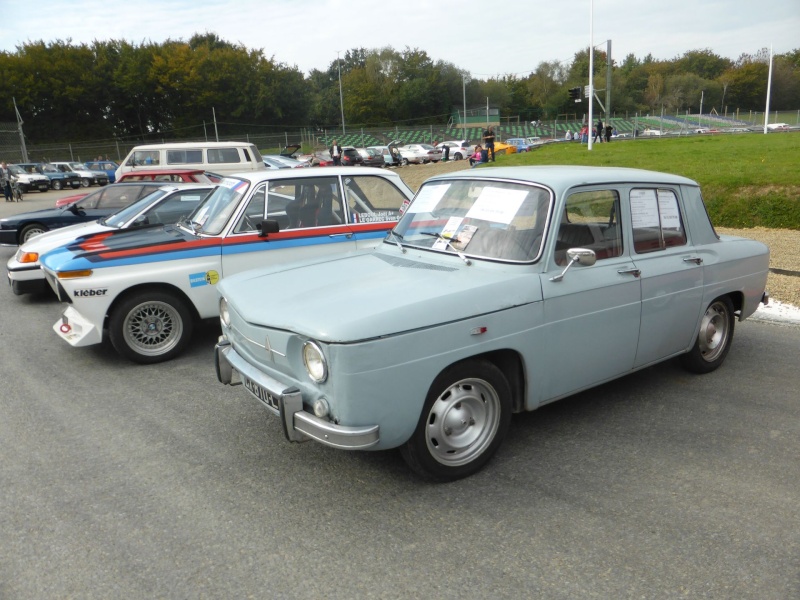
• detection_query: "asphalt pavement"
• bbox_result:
[0,190,798,599]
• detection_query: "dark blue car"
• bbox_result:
[0,182,168,245]
[85,160,121,183]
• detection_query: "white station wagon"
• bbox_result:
[214,166,770,481]
[40,167,414,363]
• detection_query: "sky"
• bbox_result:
[1,0,798,77]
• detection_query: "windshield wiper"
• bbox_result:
[420,231,471,265]
[387,230,406,253]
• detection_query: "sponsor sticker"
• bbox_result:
[190,270,220,287]
[73,288,108,297]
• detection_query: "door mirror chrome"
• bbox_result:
[550,248,597,282]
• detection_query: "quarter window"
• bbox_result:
[631,188,687,253]
[343,175,405,224]
[208,148,242,164]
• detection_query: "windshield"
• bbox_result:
[40,164,59,173]
[102,189,169,228]
[182,177,249,235]
[391,179,552,262]
[8,165,24,175]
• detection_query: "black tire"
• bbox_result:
[51,180,62,191]
[19,223,48,244]
[80,178,91,188]
[680,295,735,374]
[453,152,463,161]
[71,181,81,189]
[109,290,194,364]
[401,158,409,166]
[400,359,512,481]
[20,183,29,193]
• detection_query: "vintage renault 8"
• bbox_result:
[215,166,770,481]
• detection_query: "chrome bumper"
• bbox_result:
[215,339,379,450]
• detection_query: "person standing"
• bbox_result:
[482,126,495,162]
[1,162,12,202]
[330,140,342,166]
[605,125,613,143]
[594,119,604,143]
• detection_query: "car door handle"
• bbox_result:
[617,268,641,278]
[328,233,353,239]
[683,257,703,265]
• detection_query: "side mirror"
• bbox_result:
[258,219,280,238]
[550,248,596,282]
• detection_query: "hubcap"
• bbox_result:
[123,301,183,356]
[698,302,729,362]
[425,377,501,467]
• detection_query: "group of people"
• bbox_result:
[568,121,617,143]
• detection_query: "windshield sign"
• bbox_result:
[392,179,552,262]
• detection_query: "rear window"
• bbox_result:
[208,148,242,164]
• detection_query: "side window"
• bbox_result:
[274,177,344,230]
[233,186,266,234]
[133,150,160,166]
[167,149,202,165]
[631,188,687,253]
[555,190,622,265]
[208,148,241,164]
[343,175,405,223]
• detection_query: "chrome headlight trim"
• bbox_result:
[219,297,230,328]
[302,340,328,383]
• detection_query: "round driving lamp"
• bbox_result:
[302,341,328,383]
[313,398,330,419]
[219,297,231,328]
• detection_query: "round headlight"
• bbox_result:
[302,341,327,383]
[219,297,230,328]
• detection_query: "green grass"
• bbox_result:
[497,133,800,229]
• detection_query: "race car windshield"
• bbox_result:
[182,178,250,236]
[391,179,553,263]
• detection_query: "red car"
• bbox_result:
[116,169,216,184]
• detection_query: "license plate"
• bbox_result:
[244,376,279,411]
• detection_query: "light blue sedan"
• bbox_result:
[215,166,770,481]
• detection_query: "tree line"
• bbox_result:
[0,33,797,144]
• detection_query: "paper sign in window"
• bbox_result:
[408,183,450,213]
[657,190,681,229]
[630,189,660,228]
[465,187,527,224]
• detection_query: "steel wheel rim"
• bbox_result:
[425,377,501,467]
[123,300,183,356]
[698,301,730,362]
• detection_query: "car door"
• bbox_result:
[537,187,642,402]
[220,175,358,280]
[628,187,704,368]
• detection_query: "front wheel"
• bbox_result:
[51,180,62,191]
[81,178,91,187]
[109,290,194,364]
[453,152,463,161]
[400,359,512,481]
[20,223,47,243]
[680,296,735,374]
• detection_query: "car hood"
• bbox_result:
[40,224,199,272]
[15,221,112,260]
[0,206,80,227]
[220,247,542,343]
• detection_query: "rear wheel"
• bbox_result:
[109,290,194,364]
[51,180,62,191]
[20,223,47,243]
[400,359,512,481]
[80,178,91,187]
[453,152,463,161]
[680,296,735,374]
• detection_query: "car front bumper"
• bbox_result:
[215,339,380,450]
[7,264,48,295]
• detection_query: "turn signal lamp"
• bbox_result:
[56,269,93,279]
[18,252,39,264]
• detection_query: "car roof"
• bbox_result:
[231,166,407,185]
[121,168,207,175]
[425,166,697,191]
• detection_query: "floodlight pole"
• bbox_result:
[763,45,773,134]
[588,0,594,151]
[13,97,28,162]
[337,51,346,135]
[462,74,468,132]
